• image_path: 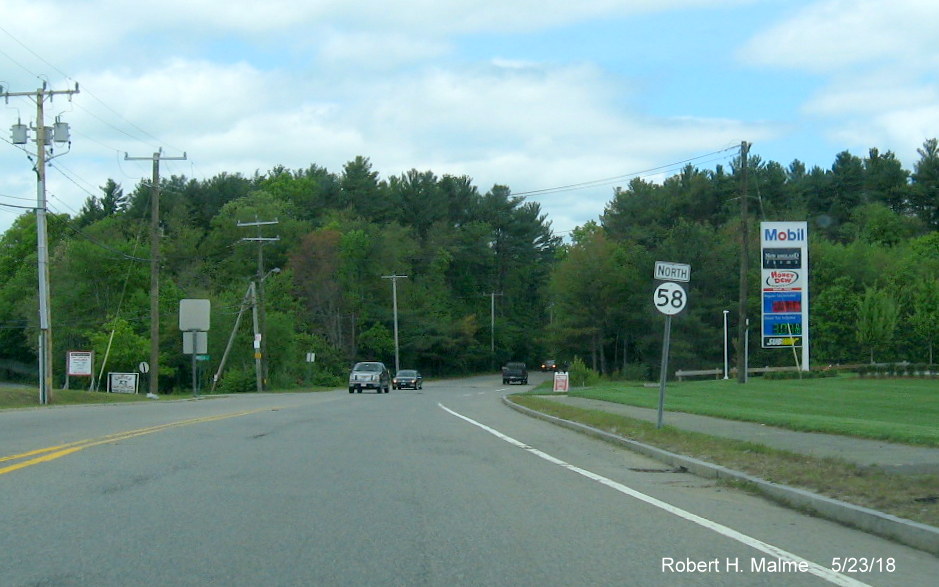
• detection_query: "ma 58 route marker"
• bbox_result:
[653,262,690,429]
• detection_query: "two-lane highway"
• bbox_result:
[1,375,936,585]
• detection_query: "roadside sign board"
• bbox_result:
[67,351,93,377]
[760,222,809,356]
[553,372,569,393]
[183,331,208,355]
[179,299,211,331]
[652,260,690,429]
[654,261,691,283]
[108,372,139,394]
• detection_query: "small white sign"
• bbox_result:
[183,331,208,354]
[67,351,93,377]
[654,261,691,283]
[179,299,211,331]
[108,372,139,394]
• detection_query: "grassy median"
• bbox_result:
[567,376,939,446]
[509,376,939,529]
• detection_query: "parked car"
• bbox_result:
[348,361,391,393]
[393,369,423,390]
[540,359,558,372]
[502,362,528,385]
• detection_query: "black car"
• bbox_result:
[540,359,558,372]
[393,369,423,390]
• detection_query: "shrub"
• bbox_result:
[569,357,601,388]
[619,362,653,381]
[215,367,256,393]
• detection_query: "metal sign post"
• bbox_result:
[180,299,210,397]
[656,315,673,429]
[653,263,690,429]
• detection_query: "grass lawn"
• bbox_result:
[0,386,152,408]
[565,375,939,446]
[0,385,339,410]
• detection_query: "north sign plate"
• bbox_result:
[654,261,691,282]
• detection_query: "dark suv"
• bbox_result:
[348,361,391,393]
[502,362,528,385]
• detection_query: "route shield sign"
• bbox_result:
[654,281,687,315]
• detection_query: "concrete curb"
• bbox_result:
[503,395,939,556]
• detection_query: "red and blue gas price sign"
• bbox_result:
[761,222,808,350]
[762,290,805,347]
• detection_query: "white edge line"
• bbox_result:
[438,402,869,587]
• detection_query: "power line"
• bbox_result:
[0,23,175,154]
[512,145,740,198]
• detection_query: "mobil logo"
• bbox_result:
[766,270,800,287]
[764,227,806,242]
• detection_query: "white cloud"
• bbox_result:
[316,30,450,69]
[0,0,793,236]
[2,0,756,71]
[741,0,939,73]
[738,0,939,166]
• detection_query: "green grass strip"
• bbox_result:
[510,393,939,529]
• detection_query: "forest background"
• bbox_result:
[3,140,939,392]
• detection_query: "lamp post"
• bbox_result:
[722,310,730,379]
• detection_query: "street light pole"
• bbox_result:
[238,218,279,389]
[723,310,730,379]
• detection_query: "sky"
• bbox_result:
[1,0,938,237]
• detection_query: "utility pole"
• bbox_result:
[125,149,186,398]
[486,292,503,354]
[250,281,262,393]
[484,292,503,370]
[2,82,79,405]
[382,274,408,373]
[238,218,279,390]
[737,141,750,383]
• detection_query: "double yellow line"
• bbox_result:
[0,407,272,476]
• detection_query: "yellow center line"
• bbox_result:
[0,407,274,476]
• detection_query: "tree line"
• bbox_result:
[1,141,938,391]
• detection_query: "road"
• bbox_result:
[1,374,937,586]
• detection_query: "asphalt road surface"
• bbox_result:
[1,374,937,586]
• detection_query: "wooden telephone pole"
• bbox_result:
[737,141,750,383]
[125,149,187,396]
[238,218,279,390]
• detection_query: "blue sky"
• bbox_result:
[1,0,938,236]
